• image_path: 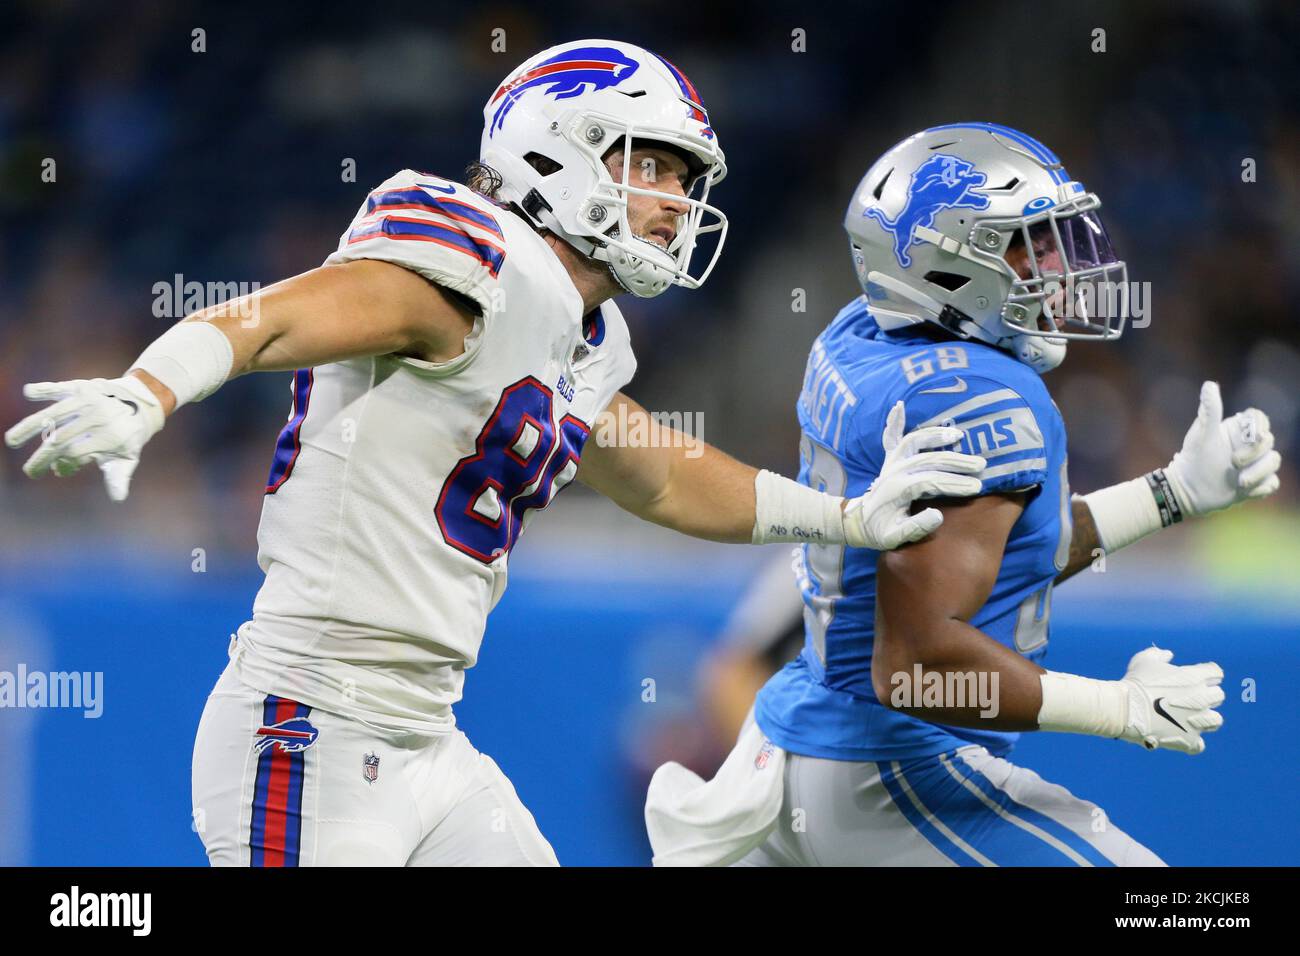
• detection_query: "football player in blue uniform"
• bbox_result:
[646,123,1281,866]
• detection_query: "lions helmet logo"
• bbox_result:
[489,46,640,136]
[865,154,990,268]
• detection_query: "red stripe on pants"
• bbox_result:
[261,698,298,866]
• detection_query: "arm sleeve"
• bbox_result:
[324,170,506,318]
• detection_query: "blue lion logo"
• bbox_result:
[864,154,990,268]
[253,716,319,755]
[489,46,640,136]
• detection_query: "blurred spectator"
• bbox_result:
[1,0,1296,555]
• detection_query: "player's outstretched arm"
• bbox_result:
[1057,380,1281,584]
[5,259,475,499]
[577,393,986,549]
[876,495,1225,753]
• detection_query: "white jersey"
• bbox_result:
[231,169,637,735]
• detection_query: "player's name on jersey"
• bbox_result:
[799,338,858,449]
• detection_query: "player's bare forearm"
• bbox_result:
[648,439,758,542]
[127,259,474,416]
[872,613,1046,730]
[874,493,1045,731]
[578,392,757,543]
[1055,498,1102,585]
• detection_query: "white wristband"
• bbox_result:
[1080,476,1162,553]
[129,321,234,409]
[751,469,846,545]
[1037,671,1127,738]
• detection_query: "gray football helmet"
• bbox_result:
[845,123,1128,373]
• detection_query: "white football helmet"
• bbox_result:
[845,123,1129,373]
[480,39,727,298]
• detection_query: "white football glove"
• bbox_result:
[843,401,986,550]
[4,375,165,501]
[1117,646,1225,754]
[1166,380,1281,517]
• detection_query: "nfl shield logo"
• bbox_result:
[754,740,775,770]
[363,752,380,784]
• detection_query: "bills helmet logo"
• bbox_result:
[489,46,640,136]
[648,51,713,137]
[865,154,990,268]
[253,716,319,755]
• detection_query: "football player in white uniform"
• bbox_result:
[5,41,988,866]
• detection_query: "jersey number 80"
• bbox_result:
[435,376,589,563]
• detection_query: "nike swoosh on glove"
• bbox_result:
[842,400,986,550]
[1117,646,1225,754]
[5,375,166,501]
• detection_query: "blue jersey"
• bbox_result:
[754,297,1072,761]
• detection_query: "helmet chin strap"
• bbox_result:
[1007,295,1069,373]
[524,178,679,299]
[530,204,600,258]
[1012,333,1068,373]
[601,233,676,298]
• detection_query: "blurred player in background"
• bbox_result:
[699,551,804,751]
[4,43,987,866]
[647,123,1282,867]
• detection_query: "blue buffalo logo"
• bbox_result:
[864,154,990,268]
[253,716,319,755]
[489,46,640,136]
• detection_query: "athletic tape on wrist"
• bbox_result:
[751,469,846,545]
[129,321,235,409]
[1080,475,1163,553]
[1037,671,1128,739]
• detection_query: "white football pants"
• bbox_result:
[191,659,558,866]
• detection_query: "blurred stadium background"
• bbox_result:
[1,0,1297,865]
